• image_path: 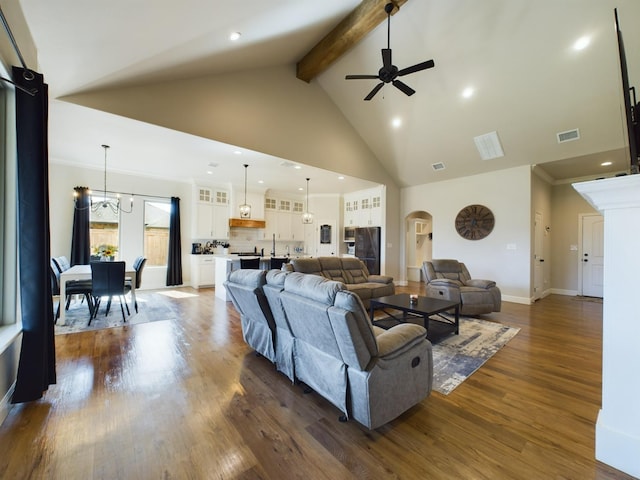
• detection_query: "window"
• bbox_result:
[0,82,18,328]
[90,194,120,258]
[144,201,170,267]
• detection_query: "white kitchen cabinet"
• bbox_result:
[194,186,230,238]
[344,194,359,227]
[191,255,215,288]
[343,186,384,227]
[262,196,305,240]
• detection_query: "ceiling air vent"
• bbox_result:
[431,162,446,171]
[557,128,580,143]
[474,131,505,160]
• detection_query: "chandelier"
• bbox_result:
[239,164,251,218]
[74,144,133,215]
[302,177,314,224]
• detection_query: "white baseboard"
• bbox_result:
[550,288,579,296]
[0,382,15,427]
[596,410,640,478]
[394,280,408,286]
[501,295,532,305]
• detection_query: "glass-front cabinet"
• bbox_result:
[194,186,230,239]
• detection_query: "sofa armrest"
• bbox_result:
[429,278,463,288]
[376,324,427,359]
[465,279,496,289]
[367,274,394,285]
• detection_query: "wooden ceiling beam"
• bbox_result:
[296,0,408,83]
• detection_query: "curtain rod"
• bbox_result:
[0,5,38,96]
[97,189,172,202]
[0,5,31,75]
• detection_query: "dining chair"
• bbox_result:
[125,256,147,313]
[90,261,130,324]
[240,257,261,269]
[50,260,94,322]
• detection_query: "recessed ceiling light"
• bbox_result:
[229,32,241,41]
[573,36,590,51]
[462,87,474,98]
[601,161,613,166]
[338,176,344,180]
[391,117,402,128]
[258,180,264,184]
[298,187,304,191]
[233,150,242,155]
[294,165,302,170]
[206,171,213,175]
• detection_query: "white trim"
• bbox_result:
[0,380,15,427]
[501,295,531,305]
[550,288,579,296]
[0,324,21,353]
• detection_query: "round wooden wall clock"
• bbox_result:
[455,204,495,240]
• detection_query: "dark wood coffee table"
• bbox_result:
[369,294,460,342]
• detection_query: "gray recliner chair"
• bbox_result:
[224,269,276,363]
[422,259,501,315]
[280,272,433,429]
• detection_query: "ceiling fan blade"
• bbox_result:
[392,80,415,96]
[364,82,384,101]
[345,74,380,80]
[397,59,435,77]
[382,48,392,70]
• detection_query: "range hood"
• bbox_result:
[229,218,266,229]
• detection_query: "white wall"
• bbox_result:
[402,165,532,303]
[49,163,193,289]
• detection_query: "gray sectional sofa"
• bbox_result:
[224,269,433,430]
[286,257,395,308]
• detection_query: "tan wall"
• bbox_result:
[62,65,402,277]
[550,182,599,293]
[532,172,553,295]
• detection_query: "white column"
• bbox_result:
[573,175,640,478]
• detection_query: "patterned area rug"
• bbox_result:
[54,290,186,335]
[431,316,519,394]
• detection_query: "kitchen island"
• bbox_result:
[212,255,281,301]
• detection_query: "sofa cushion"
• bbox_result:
[289,258,323,275]
[284,272,345,305]
[341,257,369,284]
[266,269,289,288]
[227,268,267,288]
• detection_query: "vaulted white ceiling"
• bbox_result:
[18,0,640,193]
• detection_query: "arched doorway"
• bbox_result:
[405,211,432,283]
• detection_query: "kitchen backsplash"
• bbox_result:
[193,228,304,256]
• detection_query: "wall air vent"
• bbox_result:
[474,131,505,160]
[431,162,446,171]
[557,128,580,143]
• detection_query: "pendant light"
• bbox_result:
[74,144,133,215]
[239,164,251,218]
[302,177,314,224]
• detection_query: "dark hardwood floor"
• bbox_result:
[0,283,633,479]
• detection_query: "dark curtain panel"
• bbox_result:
[11,67,56,403]
[70,186,91,266]
[166,196,183,286]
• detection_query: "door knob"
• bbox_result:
[583,259,588,262]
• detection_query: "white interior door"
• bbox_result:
[581,214,604,297]
[533,211,544,301]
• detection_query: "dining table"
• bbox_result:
[58,264,137,326]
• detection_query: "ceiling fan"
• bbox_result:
[345,2,435,101]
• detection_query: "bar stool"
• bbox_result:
[240,257,261,269]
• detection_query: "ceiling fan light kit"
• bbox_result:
[345,2,435,101]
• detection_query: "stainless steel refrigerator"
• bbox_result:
[355,227,381,275]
